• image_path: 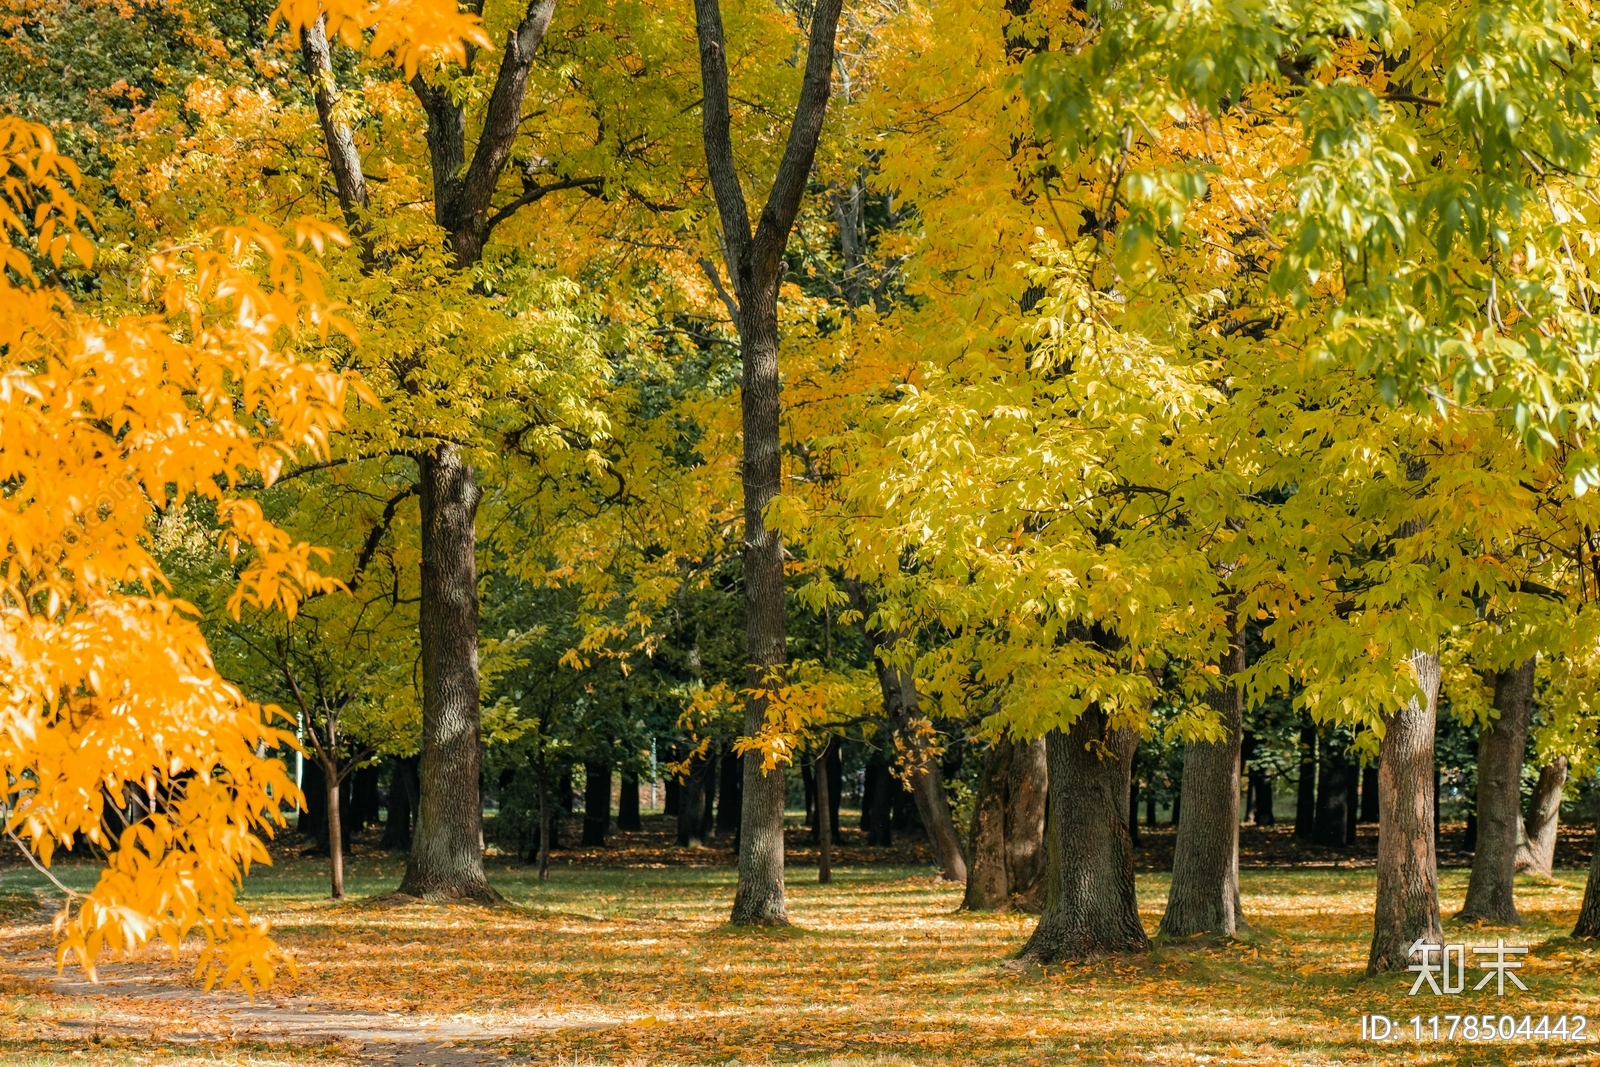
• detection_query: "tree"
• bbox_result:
[1458,659,1535,924]
[0,117,357,989]
[691,0,846,926]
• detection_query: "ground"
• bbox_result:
[2,817,1599,1066]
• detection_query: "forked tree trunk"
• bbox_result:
[1459,659,1534,923]
[1016,709,1149,963]
[325,759,345,900]
[1367,649,1443,974]
[399,446,498,902]
[1517,756,1567,876]
[1160,630,1246,939]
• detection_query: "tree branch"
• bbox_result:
[300,17,370,231]
[692,0,754,287]
[458,0,560,229]
[697,256,741,322]
[353,485,419,585]
[485,174,605,233]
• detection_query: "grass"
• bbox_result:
[2,829,1600,1065]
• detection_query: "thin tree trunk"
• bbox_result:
[1459,659,1535,923]
[537,755,551,881]
[326,758,345,900]
[1159,626,1245,938]
[1295,717,1317,839]
[400,445,497,902]
[816,740,832,884]
[1517,756,1567,876]
[1016,710,1149,962]
[1367,649,1443,974]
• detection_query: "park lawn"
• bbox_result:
[1,845,1599,1066]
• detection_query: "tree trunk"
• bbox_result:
[324,759,345,900]
[1250,768,1275,826]
[677,753,711,848]
[1128,776,1142,846]
[1295,716,1317,839]
[664,775,681,817]
[350,764,381,832]
[1459,658,1535,924]
[815,741,833,884]
[1159,629,1245,939]
[865,758,893,846]
[1571,801,1600,938]
[618,770,641,832]
[963,739,1013,910]
[1016,710,1149,962]
[381,755,418,851]
[1517,756,1567,876]
[1360,763,1380,822]
[1314,735,1349,848]
[729,301,789,925]
[1006,738,1048,896]
[537,755,551,880]
[1367,649,1443,974]
[399,445,497,902]
[582,759,611,847]
[1345,761,1359,845]
[717,747,742,835]
[825,740,842,836]
[301,757,327,849]
[802,758,816,834]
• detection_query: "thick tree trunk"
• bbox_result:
[1517,756,1567,876]
[1367,650,1443,974]
[399,446,497,902]
[326,760,345,900]
[815,741,833,884]
[1250,768,1275,825]
[1459,659,1535,923]
[1314,735,1349,848]
[1160,630,1245,939]
[618,771,641,831]
[964,736,1048,910]
[582,759,611,847]
[729,301,789,924]
[664,776,681,817]
[381,755,418,851]
[1016,710,1149,963]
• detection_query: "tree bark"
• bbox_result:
[1571,800,1600,938]
[865,758,893,846]
[1314,734,1349,848]
[1016,710,1149,962]
[536,754,551,880]
[399,446,498,902]
[381,755,418,850]
[815,741,833,884]
[325,758,345,900]
[1294,716,1317,839]
[694,0,844,928]
[717,747,742,835]
[1367,649,1443,974]
[582,759,611,847]
[677,751,714,847]
[1517,756,1567,876]
[1459,659,1535,923]
[618,770,641,832]
[963,736,1049,911]
[1159,628,1246,939]
[1360,763,1380,822]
